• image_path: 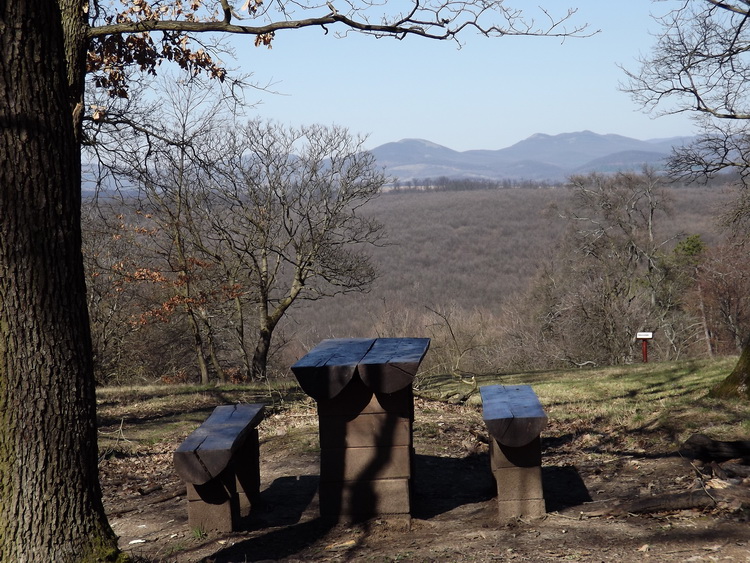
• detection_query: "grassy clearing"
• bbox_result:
[507,357,746,441]
[96,356,750,458]
[418,356,749,450]
[96,378,310,457]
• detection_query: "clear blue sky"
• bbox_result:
[227,1,693,152]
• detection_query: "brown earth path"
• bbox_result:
[101,398,750,562]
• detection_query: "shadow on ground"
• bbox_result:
[201,452,593,561]
[542,465,592,512]
[412,452,495,518]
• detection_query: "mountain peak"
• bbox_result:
[370,131,691,182]
[394,138,451,150]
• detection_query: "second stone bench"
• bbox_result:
[480,384,548,520]
[173,403,265,532]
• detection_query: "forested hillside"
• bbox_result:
[85,178,738,383]
[283,182,729,369]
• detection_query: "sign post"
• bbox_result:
[636,332,653,363]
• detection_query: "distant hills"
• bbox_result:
[370,131,694,183]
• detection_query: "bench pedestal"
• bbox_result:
[490,436,546,519]
[184,429,260,532]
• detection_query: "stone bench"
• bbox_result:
[173,403,264,532]
[479,384,547,520]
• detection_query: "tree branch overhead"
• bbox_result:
[86,0,590,99]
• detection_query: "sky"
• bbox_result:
[225,1,694,152]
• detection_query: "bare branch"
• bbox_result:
[88,3,589,42]
[705,0,750,16]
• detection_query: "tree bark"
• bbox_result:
[187,310,211,384]
[710,340,750,400]
[252,328,273,381]
[0,0,119,559]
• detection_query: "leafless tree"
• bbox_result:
[624,2,750,180]
[93,80,387,382]
[97,79,238,384]
[624,0,750,399]
[523,170,691,367]
[201,120,387,380]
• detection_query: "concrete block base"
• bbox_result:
[493,466,543,501]
[183,429,261,533]
[489,436,546,520]
[316,376,416,523]
[497,498,547,520]
[319,478,411,523]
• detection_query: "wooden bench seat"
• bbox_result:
[174,403,264,532]
[480,385,547,520]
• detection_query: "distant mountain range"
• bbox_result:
[370,131,694,183]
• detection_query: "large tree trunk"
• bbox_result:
[0,0,120,559]
[710,340,750,400]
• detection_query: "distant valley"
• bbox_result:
[370,130,693,183]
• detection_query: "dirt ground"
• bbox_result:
[100,396,750,562]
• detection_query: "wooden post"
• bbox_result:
[636,332,653,364]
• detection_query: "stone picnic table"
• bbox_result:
[291,337,430,523]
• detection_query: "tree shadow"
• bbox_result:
[202,474,329,562]
[203,517,334,562]
[543,428,686,461]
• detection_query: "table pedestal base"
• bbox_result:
[317,376,414,523]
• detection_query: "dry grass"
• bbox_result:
[96,379,308,457]
[97,355,749,459]
[417,356,750,456]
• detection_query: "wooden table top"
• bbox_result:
[291,337,430,400]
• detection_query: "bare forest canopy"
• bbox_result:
[289,183,727,345]
[85,178,739,385]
